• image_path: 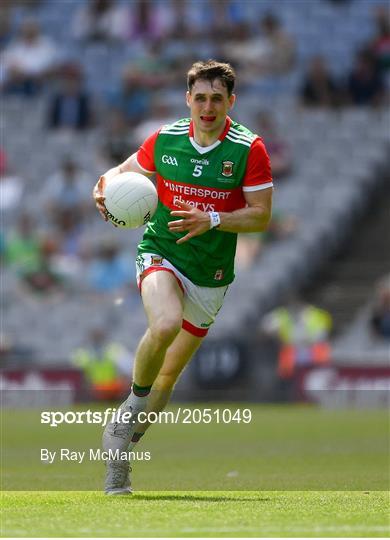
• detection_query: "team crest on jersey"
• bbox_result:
[221,161,234,177]
[151,255,163,266]
[214,269,224,281]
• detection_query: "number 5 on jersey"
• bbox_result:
[192,164,203,177]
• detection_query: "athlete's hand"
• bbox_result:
[93,175,108,222]
[168,200,210,244]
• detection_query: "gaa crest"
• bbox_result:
[221,160,234,177]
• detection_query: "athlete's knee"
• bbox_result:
[149,318,181,347]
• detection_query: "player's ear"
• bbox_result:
[228,94,236,109]
[186,91,191,108]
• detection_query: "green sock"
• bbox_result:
[132,383,152,397]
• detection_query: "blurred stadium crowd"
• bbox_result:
[1,0,389,396]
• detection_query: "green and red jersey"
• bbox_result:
[136,116,273,287]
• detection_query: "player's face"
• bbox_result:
[186,79,235,136]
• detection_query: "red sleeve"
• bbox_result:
[136,130,159,173]
[242,137,273,191]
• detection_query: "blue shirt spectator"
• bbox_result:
[87,244,134,292]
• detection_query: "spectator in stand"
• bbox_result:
[235,211,298,271]
[48,63,93,131]
[6,223,63,294]
[22,236,63,294]
[257,12,296,75]
[0,149,24,220]
[164,0,206,41]
[263,211,298,243]
[107,65,152,127]
[97,109,136,170]
[261,296,332,378]
[255,111,292,179]
[300,56,342,108]
[235,233,264,271]
[72,327,133,401]
[53,209,84,259]
[219,22,254,82]
[129,43,171,91]
[50,209,86,284]
[347,48,385,107]
[1,18,58,96]
[224,14,295,80]
[126,0,177,41]
[87,241,135,293]
[207,0,245,41]
[5,213,41,277]
[133,97,176,146]
[72,0,128,44]
[370,275,390,339]
[369,6,390,77]
[0,0,12,48]
[41,157,93,222]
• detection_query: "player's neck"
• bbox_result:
[192,120,226,147]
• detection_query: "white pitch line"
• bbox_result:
[181,524,389,533]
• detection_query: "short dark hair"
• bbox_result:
[187,60,236,96]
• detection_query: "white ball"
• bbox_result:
[104,172,158,229]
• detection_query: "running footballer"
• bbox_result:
[93,60,273,494]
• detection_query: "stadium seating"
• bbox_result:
[2,0,389,363]
[332,302,389,364]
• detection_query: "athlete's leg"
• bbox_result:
[133,270,184,386]
[130,329,204,442]
[103,270,184,494]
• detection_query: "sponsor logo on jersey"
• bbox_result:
[158,178,246,213]
[221,161,234,177]
[151,255,163,266]
[200,322,212,328]
[162,155,178,166]
[136,255,145,274]
[173,195,216,212]
[164,180,231,200]
[143,211,151,224]
[190,158,209,166]
[214,269,224,281]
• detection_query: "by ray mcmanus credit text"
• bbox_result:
[40,448,151,464]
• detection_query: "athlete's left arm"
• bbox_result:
[218,188,272,233]
[169,134,273,243]
[168,188,272,244]
[218,135,273,233]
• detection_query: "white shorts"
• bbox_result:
[136,253,228,337]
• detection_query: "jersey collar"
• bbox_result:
[188,117,232,154]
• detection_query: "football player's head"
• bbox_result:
[186,60,236,134]
[187,60,236,97]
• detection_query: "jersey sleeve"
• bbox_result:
[136,130,159,173]
[242,137,273,192]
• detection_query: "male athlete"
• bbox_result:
[93,60,273,494]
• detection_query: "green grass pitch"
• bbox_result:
[2,490,389,537]
[1,404,389,537]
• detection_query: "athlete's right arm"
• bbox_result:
[93,152,154,221]
[93,129,159,221]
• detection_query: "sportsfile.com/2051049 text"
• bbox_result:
[40,408,252,427]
